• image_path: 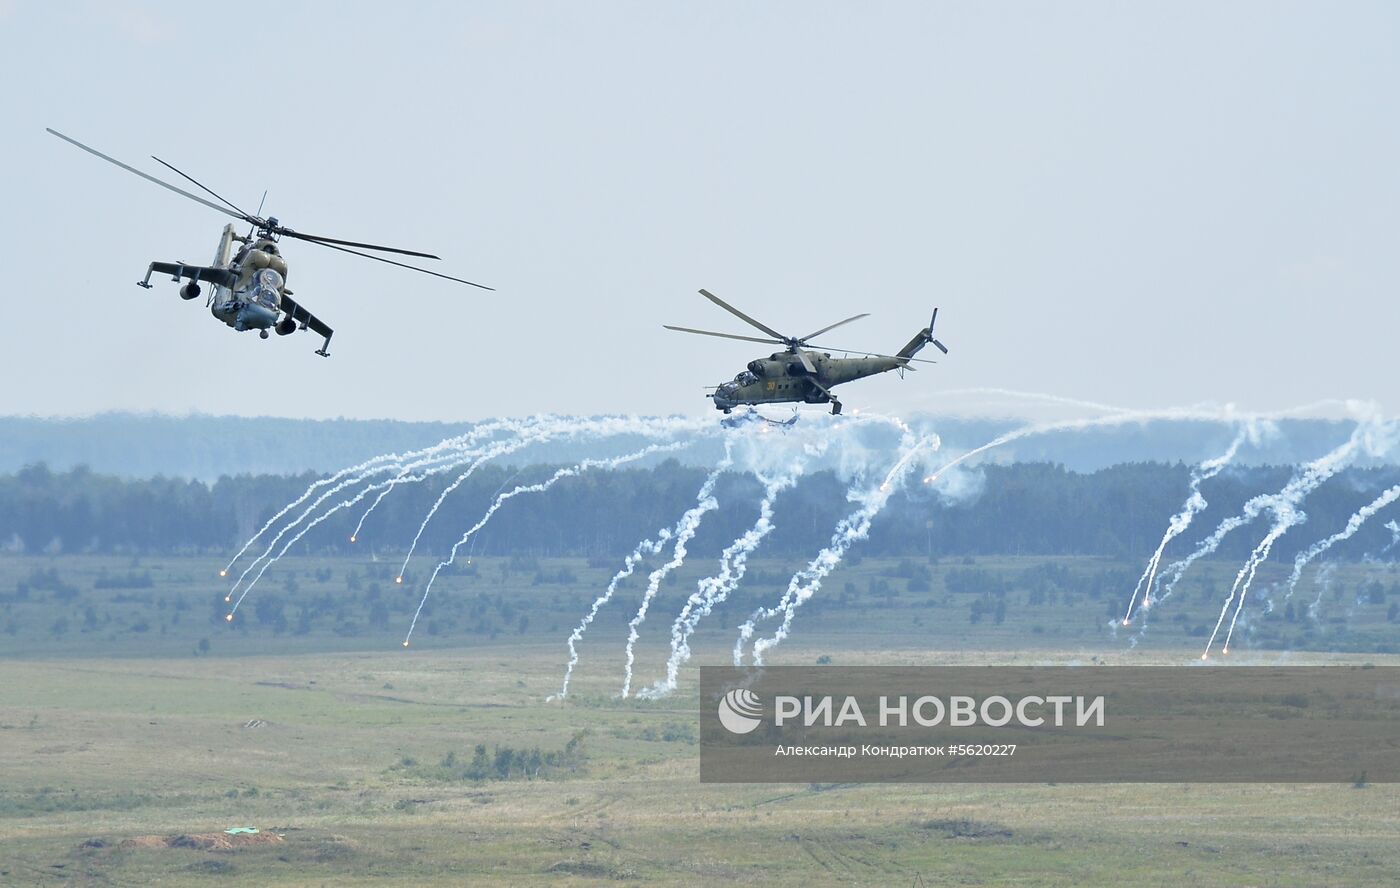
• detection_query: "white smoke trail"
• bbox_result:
[404,423,712,646]
[921,399,1352,488]
[226,457,494,615]
[1277,483,1400,605]
[220,452,398,577]
[638,467,804,700]
[347,419,531,543]
[928,387,1135,415]
[1196,416,1395,657]
[619,440,736,698]
[1152,416,1384,616]
[1121,426,1255,625]
[1208,502,1304,656]
[226,421,544,596]
[227,457,424,599]
[223,419,518,574]
[1385,520,1400,554]
[225,426,548,608]
[228,416,688,615]
[395,417,583,580]
[740,431,937,667]
[1308,562,1340,619]
[554,412,908,699]
[550,530,674,702]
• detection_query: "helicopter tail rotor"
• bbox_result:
[895,308,948,362]
[927,308,949,355]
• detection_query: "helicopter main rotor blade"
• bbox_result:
[697,289,789,342]
[46,128,244,222]
[799,312,870,343]
[807,341,939,365]
[279,229,441,260]
[150,155,257,220]
[663,325,783,346]
[805,373,839,401]
[302,239,494,290]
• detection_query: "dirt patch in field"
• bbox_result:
[116,832,284,852]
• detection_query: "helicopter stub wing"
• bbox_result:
[146,261,238,289]
[279,294,334,357]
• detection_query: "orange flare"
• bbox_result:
[395,576,403,584]
[402,641,410,648]
[349,535,357,543]
[225,613,234,622]
[1200,653,1209,660]
[219,570,227,578]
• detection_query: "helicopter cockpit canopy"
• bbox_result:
[734,370,758,387]
[251,268,283,310]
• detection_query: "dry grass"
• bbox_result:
[1,635,1398,885]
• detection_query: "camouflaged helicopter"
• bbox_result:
[666,289,947,415]
[47,128,490,356]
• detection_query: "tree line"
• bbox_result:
[2,460,1398,564]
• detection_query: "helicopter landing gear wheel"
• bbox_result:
[179,282,201,301]
[259,329,270,340]
[275,317,296,336]
[831,401,842,416]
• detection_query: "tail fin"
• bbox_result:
[897,308,948,361]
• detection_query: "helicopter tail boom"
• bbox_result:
[896,308,948,363]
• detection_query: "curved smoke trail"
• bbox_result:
[619,439,736,698]
[225,424,560,612]
[1277,483,1400,605]
[740,431,937,667]
[1121,425,1256,625]
[224,418,524,575]
[551,530,673,701]
[1152,415,1384,618]
[1201,416,1395,657]
[1307,562,1340,618]
[348,418,537,543]
[226,421,544,597]
[227,455,498,615]
[404,419,714,645]
[395,416,589,580]
[221,452,399,577]
[638,467,804,700]
[921,400,1351,488]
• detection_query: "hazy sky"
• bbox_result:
[2,2,1395,422]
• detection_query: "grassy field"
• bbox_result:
[1,552,1395,659]
[1,554,1398,885]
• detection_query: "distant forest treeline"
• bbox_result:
[3,461,1399,564]
[0,414,1375,480]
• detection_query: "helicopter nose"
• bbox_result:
[238,303,279,331]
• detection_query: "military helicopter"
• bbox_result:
[666,289,948,415]
[47,128,490,356]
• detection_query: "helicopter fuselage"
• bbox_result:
[205,226,288,333]
[711,350,901,413]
